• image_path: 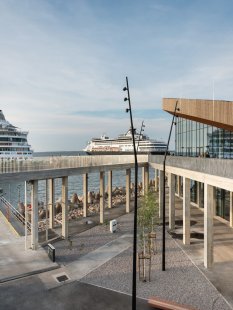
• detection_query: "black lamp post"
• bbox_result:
[137,121,145,152]
[162,100,179,271]
[123,76,138,310]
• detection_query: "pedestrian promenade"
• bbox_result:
[0,213,58,282]
[79,222,231,310]
[41,210,231,310]
[169,195,233,308]
[0,194,233,309]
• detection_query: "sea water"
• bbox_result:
[0,151,155,208]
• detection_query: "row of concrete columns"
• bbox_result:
[30,166,150,250]
[155,168,233,269]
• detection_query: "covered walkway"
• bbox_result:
[166,193,233,307]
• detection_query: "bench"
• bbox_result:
[148,297,197,310]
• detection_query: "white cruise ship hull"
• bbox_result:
[85,150,166,155]
[83,128,167,155]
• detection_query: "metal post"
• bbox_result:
[123,76,138,310]
[162,100,179,271]
[137,121,145,152]
[25,181,28,250]
[8,183,11,203]
[45,179,48,242]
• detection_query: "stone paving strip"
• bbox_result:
[39,234,132,289]
[66,234,132,279]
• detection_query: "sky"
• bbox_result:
[1,0,233,151]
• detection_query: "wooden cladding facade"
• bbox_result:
[163,98,233,131]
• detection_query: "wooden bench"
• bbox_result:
[148,297,197,310]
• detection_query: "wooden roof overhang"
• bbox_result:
[163,98,233,131]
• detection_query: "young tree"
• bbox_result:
[138,190,159,281]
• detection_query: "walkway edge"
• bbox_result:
[170,232,233,310]
[0,265,60,284]
[0,210,19,237]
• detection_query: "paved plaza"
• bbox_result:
[0,193,233,310]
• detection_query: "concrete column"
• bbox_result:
[83,173,88,217]
[213,187,216,216]
[31,180,38,250]
[144,165,149,194]
[177,176,181,197]
[176,176,179,196]
[62,176,68,239]
[183,177,190,245]
[169,173,175,230]
[196,182,201,208]
[230,192,233,227]
[48,178,55,229]
[126,168,131,213]
[108,171,112,209]
[155,169,159,192]
[142,167,145,196]
[159,170,164,219]
[167,173,170,189]
[100,171,105,224]
[141,166,149,195]
[204,183,214,269]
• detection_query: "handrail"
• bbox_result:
[0,196,31,231]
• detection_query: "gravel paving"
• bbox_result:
[80,226,232,310]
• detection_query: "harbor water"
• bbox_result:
[0,152,155,208]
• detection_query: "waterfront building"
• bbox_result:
[173,99,233,221]
[175,114,233,220]
[151,98,233,268]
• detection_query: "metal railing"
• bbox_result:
[0,196,31,232]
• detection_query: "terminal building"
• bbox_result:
[174,99,233,221]
[151,98,233,269]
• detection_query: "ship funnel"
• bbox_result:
[0,110,6,121]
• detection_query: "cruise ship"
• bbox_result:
[0,110,33,158]
[83,128,167,155]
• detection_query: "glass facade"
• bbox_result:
[175,118,233,158]
[175,117,232,221]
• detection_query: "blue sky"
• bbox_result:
[1,0,233,151]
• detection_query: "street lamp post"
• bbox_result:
[137,121,145,153]
[162,100,179,271]
[123,76,138,310]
